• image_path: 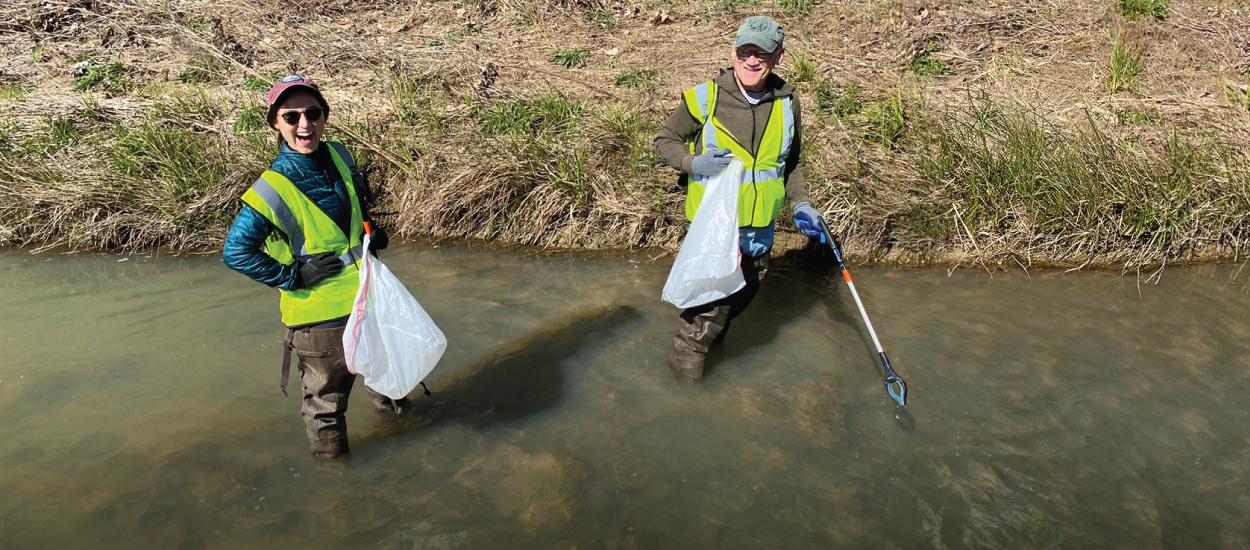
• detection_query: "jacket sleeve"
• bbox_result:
[783,94,810,209]
[654,98,704,174]
[222,204,300,291]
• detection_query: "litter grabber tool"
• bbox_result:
[818,225,908,407]
[356,167,386,254]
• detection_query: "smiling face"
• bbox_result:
[274,92,326,154]
[731,44,783,93]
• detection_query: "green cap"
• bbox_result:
[734,16,785,53]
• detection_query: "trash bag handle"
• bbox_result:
[345,233,373,374]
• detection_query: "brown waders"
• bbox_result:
[669,252,770,381]
[282,325,404,458]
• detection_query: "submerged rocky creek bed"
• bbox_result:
[1,244,1248,549]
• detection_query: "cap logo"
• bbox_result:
[280,75,303,83]
[749,20,770,32]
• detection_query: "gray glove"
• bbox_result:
[690,149,734,177]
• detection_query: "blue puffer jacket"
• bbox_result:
[223,141,356,290]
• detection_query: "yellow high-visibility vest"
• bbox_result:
[682,81,794,227]
[241,140,365,327]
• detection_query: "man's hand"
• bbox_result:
[690,149,734,177]
[296,252,344,289]
[793,202,827,239]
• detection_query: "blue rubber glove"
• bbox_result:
[690,149,734,177]
[793,202,827,239]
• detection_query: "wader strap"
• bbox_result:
[281,328,295,397]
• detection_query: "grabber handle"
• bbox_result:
[819,225,849,271]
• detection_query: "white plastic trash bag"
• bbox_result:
[344,235,447,400]
[661,158,746,308]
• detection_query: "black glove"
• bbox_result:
[296,252,344,289]
[368,226,389,253]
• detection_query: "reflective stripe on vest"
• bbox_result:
[247,176,362,267]
[680,81,794,227]
[327,141,355,170]
[240,140,365,326]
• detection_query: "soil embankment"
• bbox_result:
[1,0,1248,268]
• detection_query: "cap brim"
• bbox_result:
[734,37,780,53]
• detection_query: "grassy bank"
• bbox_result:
[2,0,1249,268]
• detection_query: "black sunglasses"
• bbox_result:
[279,107,324,126]
[735,48,775,61]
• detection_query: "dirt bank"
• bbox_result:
[1,0,1248,268]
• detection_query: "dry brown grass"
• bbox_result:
[2,0,1250,268]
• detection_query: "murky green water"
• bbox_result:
[1,244,1248,549]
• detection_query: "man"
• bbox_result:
[223,76,398,458]
[654,16,827,381]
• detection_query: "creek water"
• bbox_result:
[1,243,1248,549]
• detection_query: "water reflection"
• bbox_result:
[0,247,1248,548]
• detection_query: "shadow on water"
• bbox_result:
[703,248,856,378]
[358,303,643,442]
[706,277,813,361]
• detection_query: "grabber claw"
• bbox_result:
[886,375,907,407]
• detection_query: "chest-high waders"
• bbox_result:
[242,141,421,457]
[668,81,793,382]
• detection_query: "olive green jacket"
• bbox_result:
[654,68,809,209]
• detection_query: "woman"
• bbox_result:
[223,75,395,458]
